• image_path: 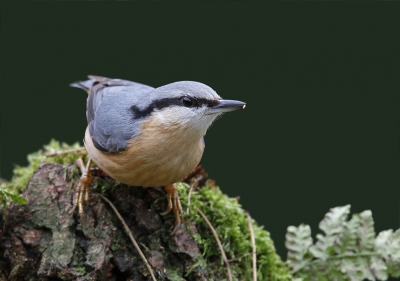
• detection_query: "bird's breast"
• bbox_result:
[84,116,205,187]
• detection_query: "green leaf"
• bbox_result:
[334,212,360,255]
[285,224,313,272]
[1,189,29,204]
[319,205,351,236]
[356,210,375,252]
[340,256,375,281]
[375,229,392,256]
[378,229,400,277]
[310,205,350,260]
[370,256,388,280]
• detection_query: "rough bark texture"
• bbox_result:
[0,162,209,281]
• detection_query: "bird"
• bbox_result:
[70,75,246,233]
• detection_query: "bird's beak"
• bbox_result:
[206,99,246,115]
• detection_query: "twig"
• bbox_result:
[44,147,86,157]
[186,178,199,215]
[98,194,157,281]
[246,212,257,281]
[195,206,232,281]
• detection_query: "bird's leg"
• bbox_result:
[69,158,93,216]
[161,183,183,234]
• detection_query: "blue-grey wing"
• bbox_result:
[75,76,155,153]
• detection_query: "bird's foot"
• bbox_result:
[161,183,183,235]
[69,158,93,218]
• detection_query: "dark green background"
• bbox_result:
[1,3,399,259]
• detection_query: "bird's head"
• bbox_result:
[138,81,246,137]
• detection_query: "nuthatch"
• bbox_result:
[70,75,246,232]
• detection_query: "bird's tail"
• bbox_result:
[70,75,110,94]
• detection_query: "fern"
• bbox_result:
[286,205,400,281]
[285,224,313,273]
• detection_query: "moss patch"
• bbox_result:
[177,182,292,281]
[0,139,86,195]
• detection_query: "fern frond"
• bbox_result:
[285,224,313,273]
[286,205,400,281]
[375,229,400,277]
[334,212,359,254]
[356,210,375,253]
[309,205,350,260]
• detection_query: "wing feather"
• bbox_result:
[72,76,154,153]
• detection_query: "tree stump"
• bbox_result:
[0,158,292,281]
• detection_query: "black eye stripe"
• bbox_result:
[130,97,220,119]
[208,99,220,107]
[181,96,219,108]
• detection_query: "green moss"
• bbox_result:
[74,267,86,275]
[0,139,86,196]
[177,182,292,281]
[110,230,126,251]
[92,176,120,194]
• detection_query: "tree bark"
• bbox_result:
[0,162,208,281]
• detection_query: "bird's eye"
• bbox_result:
[182,96,194,107]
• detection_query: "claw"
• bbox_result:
[161,183,183,234]
[70,158,93,217]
